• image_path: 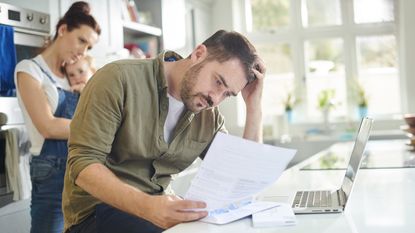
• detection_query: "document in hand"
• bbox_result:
[184,132,296,224]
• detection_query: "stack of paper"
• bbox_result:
[252,203,297,227]
[184,132,296,224]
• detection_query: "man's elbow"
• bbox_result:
[74,163,102,188]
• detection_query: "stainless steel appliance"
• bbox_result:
[0,2,50,75]
[0,2,50,207]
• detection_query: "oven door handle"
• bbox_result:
[14,27,49,37]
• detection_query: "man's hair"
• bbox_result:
[202,30,258,83]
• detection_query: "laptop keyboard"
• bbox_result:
[292,190,332,208]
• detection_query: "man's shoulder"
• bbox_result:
[110,58,154,68]
[102,59,157,79]
[96,58,157,81]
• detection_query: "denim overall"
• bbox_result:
[29,59,79,233]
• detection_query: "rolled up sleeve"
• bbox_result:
[67,63,124,184]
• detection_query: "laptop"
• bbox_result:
[292,117,373,214]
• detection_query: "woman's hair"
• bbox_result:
[201,30,259,84]
[53,1,101,40]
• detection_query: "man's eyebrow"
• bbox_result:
[219,75,237,97]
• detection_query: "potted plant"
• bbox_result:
[317,89,336,111]
[317,89,337,131]
[350,79,369,118]
[282,91,299,123]
[354,81,369,118]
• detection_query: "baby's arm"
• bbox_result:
[71,83,86,93]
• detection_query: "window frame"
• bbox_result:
[243,0,400,123]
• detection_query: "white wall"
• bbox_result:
[399,0,415,114]
[172,0,214,57]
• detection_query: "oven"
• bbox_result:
[0,2,50,207]
[0,2,50,96]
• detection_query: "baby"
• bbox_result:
[64,55,96,93]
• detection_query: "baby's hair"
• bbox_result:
[83,55,96,73]
[63,55,96,76]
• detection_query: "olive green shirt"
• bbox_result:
[62,51,226,231]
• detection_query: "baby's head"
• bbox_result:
[64,55,96,86]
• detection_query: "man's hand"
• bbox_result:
[75,164,207,230]
[143,195,208,229]
[241,57,266,108]
[241,57,266,142]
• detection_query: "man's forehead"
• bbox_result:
[217,71,247,93]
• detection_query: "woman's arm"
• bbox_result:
[16,72,71,139]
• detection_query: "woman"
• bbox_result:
[14,2,100,233]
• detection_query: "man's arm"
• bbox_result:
[67,63,207,229]
[75,163,207,229]
[241,58,266,143]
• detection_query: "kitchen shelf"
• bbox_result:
[122,21,162,37]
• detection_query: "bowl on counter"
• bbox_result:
[401,125,415,135]
[404,114,415,127]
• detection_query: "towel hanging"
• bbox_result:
[0,24,17,96]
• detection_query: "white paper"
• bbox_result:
[202,201,279,224]
[184,132,296,224]
[252,203,297,227]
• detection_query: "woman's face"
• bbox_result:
[58,24,99,65]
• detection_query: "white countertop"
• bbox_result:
[165,140,415,233]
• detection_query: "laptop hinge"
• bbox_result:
[337,189,347,207]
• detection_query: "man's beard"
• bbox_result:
[180,61,213,113]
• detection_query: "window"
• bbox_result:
[257,42,294,116]
[356,35,399,115]
[302,0,342,27]
[305,38,347,118]
[250,0,291,31]
[354,0,394,24]
[246,0,400,123]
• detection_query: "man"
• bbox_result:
[63,30,266,233]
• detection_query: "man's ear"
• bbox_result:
[190,44,208,64]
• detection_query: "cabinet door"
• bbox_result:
[172,0,213,56]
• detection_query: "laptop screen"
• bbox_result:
[340,117,373,202]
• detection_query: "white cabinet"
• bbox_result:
[51,0,215,64]
[53,0,163,65]
[171,0,213,57]
[121,0,163,58]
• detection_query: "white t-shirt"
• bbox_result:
[164,93,185,143]
[14,55,70,155]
